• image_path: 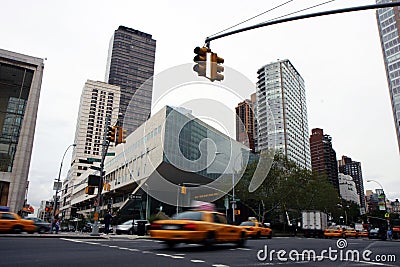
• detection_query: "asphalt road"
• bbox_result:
[0,236,399,267]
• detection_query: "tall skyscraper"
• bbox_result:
[0,49,44,213]
[235,93,256,152]
[105,26,156,135]
[338,155,366,210]
[60,80,120,219]
[376,1,400,153]
[256,59,311,169]
[309,128,339,192]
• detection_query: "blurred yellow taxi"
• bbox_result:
[344,228,357,238]
[0,211,36,233]
[238,219,272,239]
[324,226,344,238]
[149,210,247,248]
[357,230,369,238]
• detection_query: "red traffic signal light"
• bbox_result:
[210,52,224,81]
[193,46,210,77]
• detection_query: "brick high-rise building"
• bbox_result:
[309,128,339,192]
[105,26,156,135]
[235,94,256,151]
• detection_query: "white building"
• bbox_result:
[69,106,250,218]
[338,173,360,206]
[256,59,311,169]
[60,80,120,219]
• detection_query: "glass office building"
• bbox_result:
[0,49,44,212]
[376,0,400,153]
[256,59,311,169]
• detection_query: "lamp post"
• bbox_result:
[367,179,387,212]
[51,143,76,231]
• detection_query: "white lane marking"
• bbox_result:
[119,247,130,250]
[191,259,205,263]
[171,256,185,259]
[212,265,230,267]
[129,248,139,251]
[108,245,119,248]
[237,248,251,251]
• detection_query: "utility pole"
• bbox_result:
[91,115,111,235]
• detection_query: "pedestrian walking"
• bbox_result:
[104,210,112,234]
[387,228,393,241]
[112,212,118,235]
[55,219,60,234]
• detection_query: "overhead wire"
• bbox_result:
[207,0,336,41]
[208,0,294,38]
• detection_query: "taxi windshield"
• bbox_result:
[239,221,256,226]
[172,211,203,221]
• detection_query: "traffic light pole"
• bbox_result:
[91,115,111,236]
[205,2,400,44]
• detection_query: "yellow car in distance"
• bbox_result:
[357,230,369,238]
[238,220,272,239]
[324,226,344,238]
[0,212,36,233]
[343,228,357,238]
[149,210,247,248]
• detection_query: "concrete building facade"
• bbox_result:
[68,106,250,219]
[60,80,120,219]
[0,49,44,213]
[338,173,360,206]
[256,59,311,169]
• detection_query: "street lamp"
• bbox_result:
[51,143,76,230]
[145,183,149,220]
[367,179,388,212]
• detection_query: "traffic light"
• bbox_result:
[210,52,224,81]
[85,186,95,195]
[193,46,210,77]
[107,126,117,143]
[181,186,186,194]
[117,126,127,144]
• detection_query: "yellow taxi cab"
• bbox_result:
[343,227,357,238]
[149,209,247,248]
[357,230,369,238]
[0,211,36,233]
[324,226,344,238]
[238,218,272,239]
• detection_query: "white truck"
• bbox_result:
[302,211,328,238]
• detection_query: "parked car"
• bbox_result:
[0,212,36,233]
[116,219,150,235]
[24,217,51,233]
[343,227,357,238]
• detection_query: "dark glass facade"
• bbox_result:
[106,26,156,135]
[338,155,365,209]
[0,63,33,172]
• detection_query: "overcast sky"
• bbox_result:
[1,0,399,211]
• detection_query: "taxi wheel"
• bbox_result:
[255,232,261,239]
[165,241,176,249]
[236,232,246,247]
[13,226,23,234]
[267,233,272,239]
[203,232,215,247]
